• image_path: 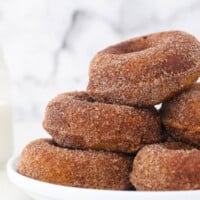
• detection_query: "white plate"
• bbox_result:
[7,155,200,200]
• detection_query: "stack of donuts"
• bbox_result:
[17,31,200,191]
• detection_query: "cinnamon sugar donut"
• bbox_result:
[130,142,200,191]
[17,139,133,190]
[43,91,161,153]
[87,31,200,106]
[161,83,200,146]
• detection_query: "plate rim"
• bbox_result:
[6,155,200,199]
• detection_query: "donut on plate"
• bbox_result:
[87,31,200,106]
[17,139,133,190]
[130,142,200,191]
[161,83,200,146]
[43,91,161,153]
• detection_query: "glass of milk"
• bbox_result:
[0,51,13,168]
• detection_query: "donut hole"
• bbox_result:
[161,142,193,151]
[73,94,96,103]
[49,140,75,150]
[117,45,147,54]
[85,96,96,103]
[48,139,61,147]
[107,39,150,54]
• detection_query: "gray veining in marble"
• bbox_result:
[0,0,200,122]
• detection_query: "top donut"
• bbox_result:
[87,31,200,106]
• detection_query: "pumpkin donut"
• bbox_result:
[43,91,161,153]
[130,142,200,191]
[87,31,200,106]
[17,139,133,190]
[161,83,200,146]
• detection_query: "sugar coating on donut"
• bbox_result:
[161,83,200,146]
[43,91,161,153]
[130,142,200,191]
[17,138,133,190]
[87,31,200,106]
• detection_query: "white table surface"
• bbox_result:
[0,122,49,200]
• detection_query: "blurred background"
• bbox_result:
[0,0,200,123]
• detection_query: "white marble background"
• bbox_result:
[0,0,200,122]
